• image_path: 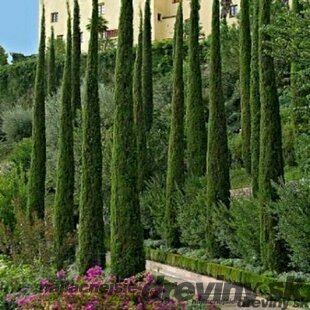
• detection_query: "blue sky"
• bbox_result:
[0,0,38,56]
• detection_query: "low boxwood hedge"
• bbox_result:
[145,248,310,302]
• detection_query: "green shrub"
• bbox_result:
[1,106,32,142]
[8,138,32,171]
[177,177,208,248]
[0,166,27,232]
[213,198,260,265]
[228,133,243,169]
[282,122,296,167]
[295,133,310,177]
[273,180,310,272]
[140,175,166,239]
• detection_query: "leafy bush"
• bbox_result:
[0,166,27,233]
[273,180,310,272]
[177,177,208,248]
[213,198,260,265]
[295,133,310,177]
[140,175,166,240]
[8,138,32,171]
[0,256,55,309]
[282,122,296,167]
[228,133,243,169]
[1,106,32,142]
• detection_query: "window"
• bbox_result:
[98,3,105,15]
[101,29,118,40]
[229,5,238,17]
[51,12,59,23]
[172,0,180,3]
[57,35,64,40]
[157,13,162,21]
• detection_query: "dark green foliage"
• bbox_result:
[213,199,260,265]
[47,28,57,96]
[72,0,81,115]
[274,180,310,272]
[110,0,145,279]
[54,9,75,269]
[145,248,310,302]
[27,8,47,220]
[177,177,208,248]
[1,106,32,142]
[239,0,251,174]
[250,0,260,197]
[0,46,8,66]
[164,3,185,248]
[185,0,207,177]
[77,0,105,274]
[206,0,231,257]
[259,0,285,272]
[142,0,153,131]
[133,13,147,192]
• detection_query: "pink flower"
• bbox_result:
[86,266,104,279]
[56,269,66,280]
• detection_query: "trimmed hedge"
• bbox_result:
[145,248,310,302]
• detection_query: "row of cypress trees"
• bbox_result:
[29,0,289,276]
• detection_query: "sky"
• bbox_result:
[0,0,39,56]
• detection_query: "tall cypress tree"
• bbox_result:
[133,12,147,192]
[54,8,75,270]
[206,0,231,257]
[291,0,302,135]
[110,0,145,279]
[72,0,81,115]
[186,0,207,177]
[240,0,252,174]
[77,0,105,274]
[258,0,285,272]
[27,8,46,221]
[47,27,57,96]
[165,3,184,248]
[142,0,153,132]
[250,0,260,197]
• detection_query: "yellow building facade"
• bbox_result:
[40,0,240,52]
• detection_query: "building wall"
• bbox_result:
[40,0,240,53]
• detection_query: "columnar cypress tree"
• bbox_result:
[186,0,207,177]
[77,0,105,274]
[110,0,145,279]
[72,0,81,115]
[206,0,231,257]
[258,0,285,272]
[47,27,57,96]
[165,3,184,248]
[291,0,302,135]
[27,8,46,221]
[142,0,153,132]
[133,12,147,192]
[54,8,75,270]
[240,0,252,174]
[250,0,260,197]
